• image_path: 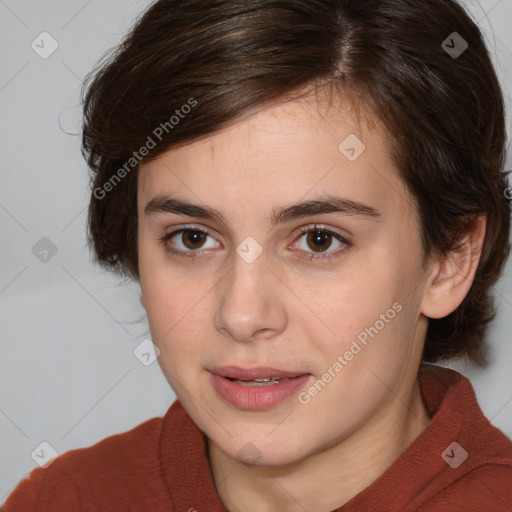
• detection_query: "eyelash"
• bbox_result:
[158,224,353,262]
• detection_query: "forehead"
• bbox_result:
[137,92,414,221]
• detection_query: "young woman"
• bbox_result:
[4,0,512,510]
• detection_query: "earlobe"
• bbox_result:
[421,215,487,319]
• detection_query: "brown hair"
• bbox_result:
[82,0,511,366]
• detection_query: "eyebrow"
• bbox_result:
[144,194,382,227]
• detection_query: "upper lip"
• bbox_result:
[211,366,309,380]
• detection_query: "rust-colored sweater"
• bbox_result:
[3,365,512,511]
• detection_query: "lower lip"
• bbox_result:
[210,372,312,410]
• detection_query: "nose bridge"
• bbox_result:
[213,245,287,341]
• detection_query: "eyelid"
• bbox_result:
[163,223,220,239]
[294,223,349,239]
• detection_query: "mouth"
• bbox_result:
[212,365,309,380]
[225,377,293,387]
[209,366,312,410]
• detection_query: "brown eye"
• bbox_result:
[181,230,208,249]
[292,227,350,260]
[160,227,219,255]
[306,230,333,252]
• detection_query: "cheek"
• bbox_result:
[139,262,213,368]
[301,265,401,334]
[142,280,204,387]
[139,235,186,327]
[143,279,195,341]
[298,254,418,375]
[139,252,181,346]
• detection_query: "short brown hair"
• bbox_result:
[82,0,511,366]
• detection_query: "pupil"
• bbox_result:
[307,231,331,252]
[184,230,205,249]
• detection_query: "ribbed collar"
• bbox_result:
[159,365,498,511]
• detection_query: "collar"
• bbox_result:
[159,365,489,511]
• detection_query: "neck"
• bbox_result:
[208,380,431,512]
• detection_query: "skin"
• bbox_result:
[137,89,486,512]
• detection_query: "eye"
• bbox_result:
[159,224,352,261]
[159,226,220,257]
[291,225,352,260]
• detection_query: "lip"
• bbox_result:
[211,365,308,380]
[209,366,312,410]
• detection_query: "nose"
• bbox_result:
[213,249,288,343]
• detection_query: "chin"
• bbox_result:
[218,432,311,468]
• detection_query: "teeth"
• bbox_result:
[232,377,290,387]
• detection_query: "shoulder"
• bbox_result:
[2,415,168,512]
[418,462,512,511]
[419,380,512,512]
[406,366,512,511]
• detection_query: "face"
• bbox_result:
[137,91,431,467]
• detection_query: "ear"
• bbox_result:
[421,215,487,319]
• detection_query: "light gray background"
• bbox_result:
[0,0,511,501]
